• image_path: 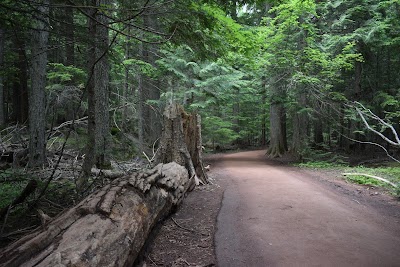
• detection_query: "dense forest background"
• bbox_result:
[0,0,399,191]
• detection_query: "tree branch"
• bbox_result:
[354,101,400,147]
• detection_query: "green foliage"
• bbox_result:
[203,116,239,147]
[343,166,400,195]
[0,170,33,208]
[297,161,345,168]
[0,183,24,208]
[345,175,386,187]
[122,58,157,78]
[48,129,87,151]
[47,63,85,87]
[199,4,259,55]
[298,161,400,194]
[349,166,400,185]
[298,147,348,165]
[157,44,250,111]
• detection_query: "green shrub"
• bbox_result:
[345,175,386,187]
[297,161,345,168]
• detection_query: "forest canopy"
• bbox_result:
[0,0,399,172]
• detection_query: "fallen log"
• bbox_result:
[0,162,191,267]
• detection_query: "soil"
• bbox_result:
[141,150,400,267]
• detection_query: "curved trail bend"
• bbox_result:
[214,150,400,267]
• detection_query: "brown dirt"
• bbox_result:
[142,150,400,267]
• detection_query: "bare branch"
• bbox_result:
[354,101,400,147]
[68,0,176,45]
[340,134,400,164]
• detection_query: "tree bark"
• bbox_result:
[81,0,111,188]
[291,90,309,159]
[261,77,267,146]
[313,114,324,147]
[80,1,97,184]
[94,0,111,168]
[138,40,145,153]
[64,2,75,66]
[0,28,5,126]
[0,163,192,267]
[13,34,29,124]
[140,9,161,146]
[155,104,208,185]
[28,0,49,167]
[354,60,362,100]
[267,83,287,158]
[182,109,209,184]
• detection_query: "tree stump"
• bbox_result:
[0,163,190,267]
[155,104,209,185]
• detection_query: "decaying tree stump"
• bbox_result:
[0,163,191,267]
[155,104,209,185]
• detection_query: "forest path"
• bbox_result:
[214,150,400,267]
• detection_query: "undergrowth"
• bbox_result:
[297,157,400,197]
[345,175,386,187]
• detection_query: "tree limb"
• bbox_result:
[354,101,400,146]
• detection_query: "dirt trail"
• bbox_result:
[214,150,400,267]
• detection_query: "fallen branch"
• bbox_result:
[342,173,398,188]
[171,217,196,233]
[91,168,125,179]
[50,116,88,133]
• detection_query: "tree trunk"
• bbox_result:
[138,70,145,153]
[261,77,267,146]
[233,88,240,134]
[155,104,209,185]
[313,114,324,147]
[64,2,75,66]
[354,60,362,100]
[80,1,97,185]
[291,91,309,159]
[13,35,29,124]
[0,163,192,267]
[140,10,161,146]
[182,110,209,184]
[267,83,287,158]
[122,32,130,131]
[0,28,5,126]
[94,0,110,168]
[28,0,49,167]
[80,0,111,188]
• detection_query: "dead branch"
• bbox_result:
[354,101,400,147]
[341,134,400,164]
[342,173,398,188]
[171,217,196,233]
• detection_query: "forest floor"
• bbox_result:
[142,150,400,267]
